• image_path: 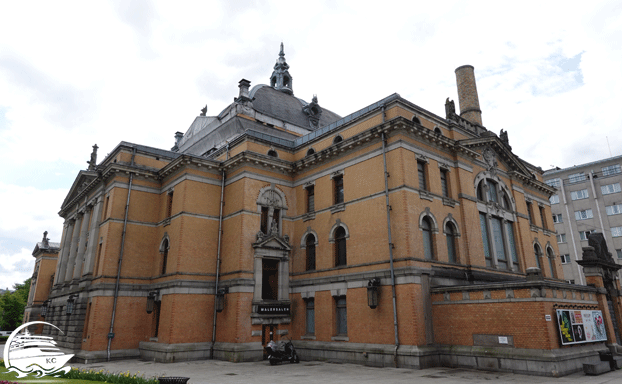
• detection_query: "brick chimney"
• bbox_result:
[455,65,483,126]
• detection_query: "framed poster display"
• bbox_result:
[556,309,607,345]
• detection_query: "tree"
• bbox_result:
[0,278,31,331]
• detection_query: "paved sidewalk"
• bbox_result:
[70,359,622,384]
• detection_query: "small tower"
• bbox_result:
[455,65,483,126]
[270,43,293,95]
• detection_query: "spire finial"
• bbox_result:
[270,42,293,95]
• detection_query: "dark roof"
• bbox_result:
[250,85,341,130]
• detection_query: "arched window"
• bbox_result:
[534,244,542,270]
[422,217,434,260]
[434,127,442,135]
[257,187,287,237]
[306,234,316,271]
[476,176,519,271]
[161,238,169,275]
[445,222,457,263]
[413,116,421,125]
[335,227,347,267]
[547,247,556,278]
[306,148,315,156]
[267,149,278,158]
[333,135,343,144]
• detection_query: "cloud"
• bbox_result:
[0,182,66,246]
[0,247,35,290]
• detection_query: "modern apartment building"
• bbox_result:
[544,155,622,284]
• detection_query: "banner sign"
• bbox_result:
[556,309,607,345]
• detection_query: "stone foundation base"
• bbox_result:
[73,348,140,364]
[138,341,263,363]
[75,341,613,377]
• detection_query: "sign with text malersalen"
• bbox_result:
[257,304,290,315]
[556,309,607,345]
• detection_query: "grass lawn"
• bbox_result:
[0,367,98,383]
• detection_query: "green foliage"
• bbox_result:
[0,278,31,332]
[59,367,159,384]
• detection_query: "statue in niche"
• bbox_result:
[270,218,279,236]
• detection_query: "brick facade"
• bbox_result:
[23,48,622,376]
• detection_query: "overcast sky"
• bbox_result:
[1,1,621,289]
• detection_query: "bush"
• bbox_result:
[59,367,159,384]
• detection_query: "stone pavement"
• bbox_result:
[69,359,622,384]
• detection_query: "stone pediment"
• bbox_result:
[253,234,291,251]
[61,170,98,210]
[459,136,532,178]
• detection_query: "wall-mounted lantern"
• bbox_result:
[66,295,76,315]
[216,287,229,313]
[367,278,381,309]
[41,300,50,317]
[146,291,158,314]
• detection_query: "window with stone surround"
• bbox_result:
[335,296,347,336]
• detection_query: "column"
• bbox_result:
[72,206,92,281]
[82,197,103,277]
[63,213,83,282]
[55,220,74,285]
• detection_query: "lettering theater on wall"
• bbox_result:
[24,45,622,376]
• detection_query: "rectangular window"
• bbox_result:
[440,169,449,198]
[506,222,519,270]
[334,175,344,204]
[570,189,589,200]
[166,191,174,217]
[305,299,315,335]
[480,213,492,267]
[602,183,621,195]
[261,259,279,300]
[549,195,560,204]
[417,161,427,191]
[526,201,534,225]
[607,205,622,216]
[602,164,621,176]
[545,178,561,188]
[491,217,508,270]
[557,233,566,243]
[612,227,622,237]
[617,249,622,259]
[336,296,347,335]
[568,172,586,183]
[567,280,575,284]
[552,214,563,223]
[260,207,269,234]
[579,231,593,241]
[574,209,593,220]
[306,185,315,213]
[560,254,570,264]
[539,206,547,229]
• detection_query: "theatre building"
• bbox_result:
[25,45,622,376]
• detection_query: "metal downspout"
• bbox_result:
[381,107,400,367]
[210,168,226,359]
[107,146,136,361]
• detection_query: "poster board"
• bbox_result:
[556,309,607,345]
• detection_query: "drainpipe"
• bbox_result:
[381,106,400,367]
[210,168,226,359]
[107,146,136,361]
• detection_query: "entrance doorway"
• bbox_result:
[261,324,276,360]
